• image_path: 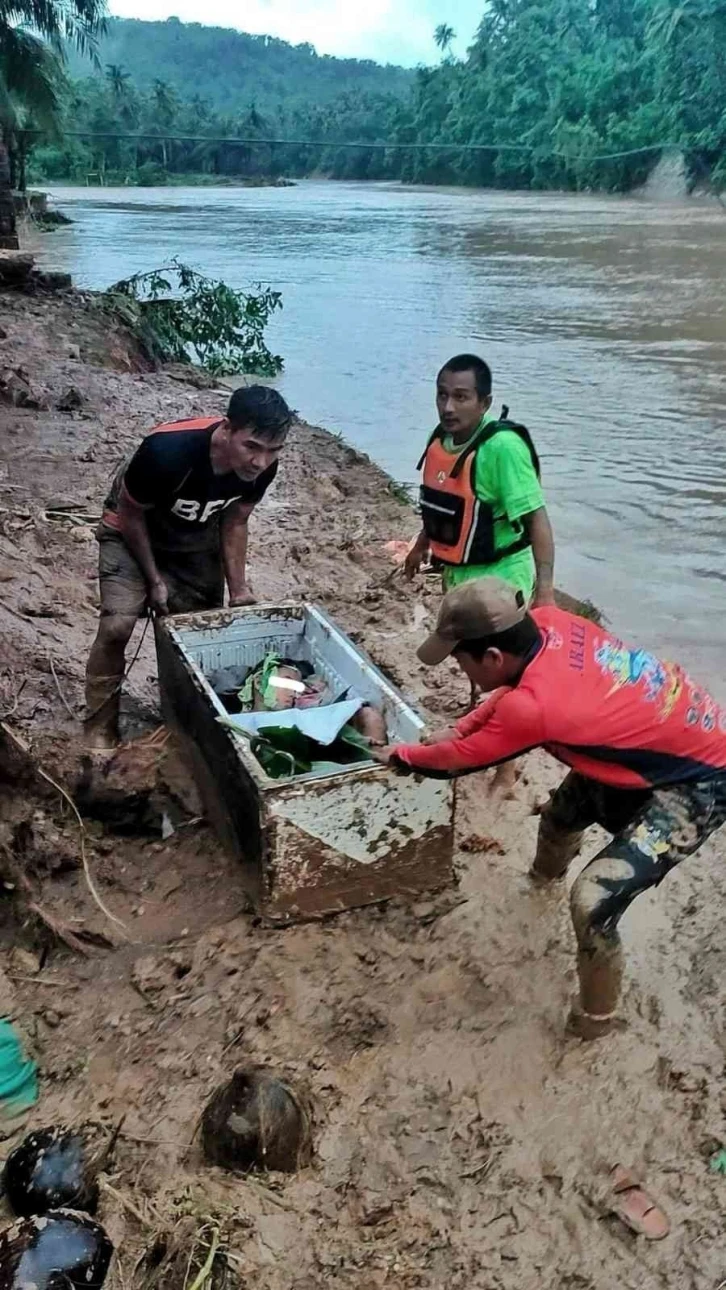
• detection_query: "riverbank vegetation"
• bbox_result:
[106,261,284,375]
[16,2,726,195]
[0,0,106,247]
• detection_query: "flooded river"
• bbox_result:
[38,180,726,696]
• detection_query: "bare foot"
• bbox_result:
[488,761,518,800]
[83,724,120,753]
[566,1004,621,1041]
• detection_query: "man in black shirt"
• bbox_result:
[85,385,291,748]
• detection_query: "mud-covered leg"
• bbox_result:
[85,615,137,749]
[529,771,597,883]
[531,813,585,882]
[567,780,723,1039]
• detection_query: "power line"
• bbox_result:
[23,128,686,161]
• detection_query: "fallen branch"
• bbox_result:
[0,835,91,957]
[100,1180,154,1228]
[0,677,27,721]
[7,975,80,987]
[1,603,34,624]
[44,507,100,527]
[49,657,78,721]
[25,895,91,956]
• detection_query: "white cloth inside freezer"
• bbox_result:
[221,698,364,745]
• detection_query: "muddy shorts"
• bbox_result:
[547,770,726,951]
[97,527,224,619]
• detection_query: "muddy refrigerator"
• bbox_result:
[155,603,455,923]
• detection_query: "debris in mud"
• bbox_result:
[137,1218,231,1290]
[201,1067,312,1174]
[0,1010,38,1116]
[55,388,84,413]
[0,253,34,287]
[74,732,200,836]
[11,814,81,876]
[3,1126,105,1217]
[0,1210,113,1290]
[33,272,73,293]
[0,367,43,410]
[459,832,506,855]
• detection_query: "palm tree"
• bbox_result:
[105,62,130,100]
[434,23,456,56]
[151,79,177,168]
[646,0,699,43]
[105,61,138,172]
[0,0,106,248]
[1,30,64,194]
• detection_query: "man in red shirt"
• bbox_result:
[376,579,726,1040]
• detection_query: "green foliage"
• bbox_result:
[247,724,372,780]
[107,260,283,376]
[434,24,456,54]
[0,0,106,59]
[0,0,106,200]
[387,479,416,506]
[22,3,726,194]
[65,16,412,113]
[27,60,407,186]
[390,0,726,191]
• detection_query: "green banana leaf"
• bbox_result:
[248,722,373,780]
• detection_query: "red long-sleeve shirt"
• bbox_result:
[394,607,726,789]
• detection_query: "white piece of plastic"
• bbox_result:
[220,697,363,746]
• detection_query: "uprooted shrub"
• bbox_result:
[104,260,283,376]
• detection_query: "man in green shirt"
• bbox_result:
[405,353,555,793]
[405,353,555,605]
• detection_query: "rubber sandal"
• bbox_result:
[609,1165,670,1240]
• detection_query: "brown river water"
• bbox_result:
[38,180,726,697]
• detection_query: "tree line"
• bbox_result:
[6,1,726,203]
[25,70,407,187]
[392,0,726,193]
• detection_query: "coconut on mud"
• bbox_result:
[3,1125,103,1217]
[201,1067,312,1173]
[0,1210,113,1290]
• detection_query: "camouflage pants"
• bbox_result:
[540,770,726,1016]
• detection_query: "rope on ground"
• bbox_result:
[84,611,153,724]
[23,753,128,939]
[36,763,130,939]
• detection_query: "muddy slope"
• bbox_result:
[0,285,724,1290]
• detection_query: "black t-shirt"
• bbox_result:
[103,417,277,551]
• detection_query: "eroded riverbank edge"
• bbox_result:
[0,283,724,1289]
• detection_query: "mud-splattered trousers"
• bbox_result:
[533,771,726,1019]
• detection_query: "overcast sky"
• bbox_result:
[107,0,483,66]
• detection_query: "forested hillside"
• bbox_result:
[391,0,726,192]
[26,2,726,193]
[64,18,413,112]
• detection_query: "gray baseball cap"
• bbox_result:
[417,577,527,666]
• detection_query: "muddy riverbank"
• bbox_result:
[0,283,724,1289]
